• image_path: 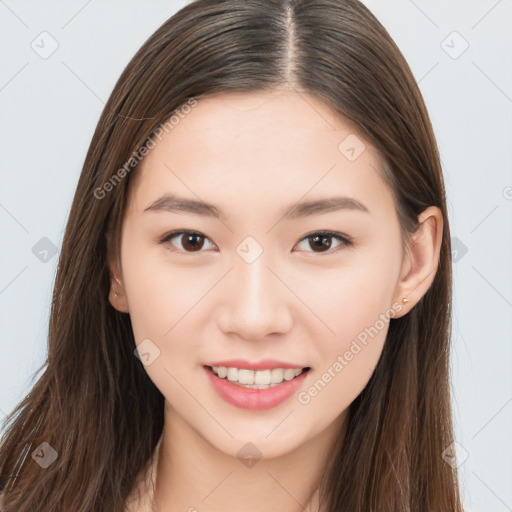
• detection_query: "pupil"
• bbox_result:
[184,234,203,251]
[311,235,331,251]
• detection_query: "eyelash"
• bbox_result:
[158,230,353,255]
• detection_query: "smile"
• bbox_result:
[204,365,311,410]
[209,365,309,389]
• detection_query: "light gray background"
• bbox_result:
[1,1,511,510]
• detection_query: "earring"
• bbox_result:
[112,277,123,298]
[402,297,410,304]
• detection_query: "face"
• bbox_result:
[111,90,409,459]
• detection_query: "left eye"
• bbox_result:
[295,231,352,254]
[159,230,352,254]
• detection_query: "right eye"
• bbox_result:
[159,230,217,253]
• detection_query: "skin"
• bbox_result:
[108,89,443,512]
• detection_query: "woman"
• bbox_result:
[0,0,464,510]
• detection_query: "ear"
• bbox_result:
[392,206,443,319]
[107,246,130,314]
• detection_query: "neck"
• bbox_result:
[152,401,347,512]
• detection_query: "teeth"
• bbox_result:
[226,367,238,382]
[238,369,254,385]
[271,368,283,383]
[283,369,296,381]
[210,366,307,388]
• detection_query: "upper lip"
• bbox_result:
[204,359,309,371]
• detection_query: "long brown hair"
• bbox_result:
[0,1,463,510]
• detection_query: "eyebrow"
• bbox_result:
[143,193,370,220]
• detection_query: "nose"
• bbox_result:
[216,252,293,341]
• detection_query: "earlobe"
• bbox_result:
[107,260,130,313]
[392,206,443,319]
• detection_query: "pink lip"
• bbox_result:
[203,366,310,410]
[203,359,307,371]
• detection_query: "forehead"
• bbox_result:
[128,90,393,217]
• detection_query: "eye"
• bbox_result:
[159,230,216,253]
[295,231,352,254]
[158,229,352,255]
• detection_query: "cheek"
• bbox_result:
[120,231,215,391]
[299,290,391,417]
[120,229,208,341]
[298,255,398,406]
[297,256,397,346]
[119,236,208,404]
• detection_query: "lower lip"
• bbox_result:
[204,366,309,410]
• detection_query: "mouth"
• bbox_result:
[204,365,311,390]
